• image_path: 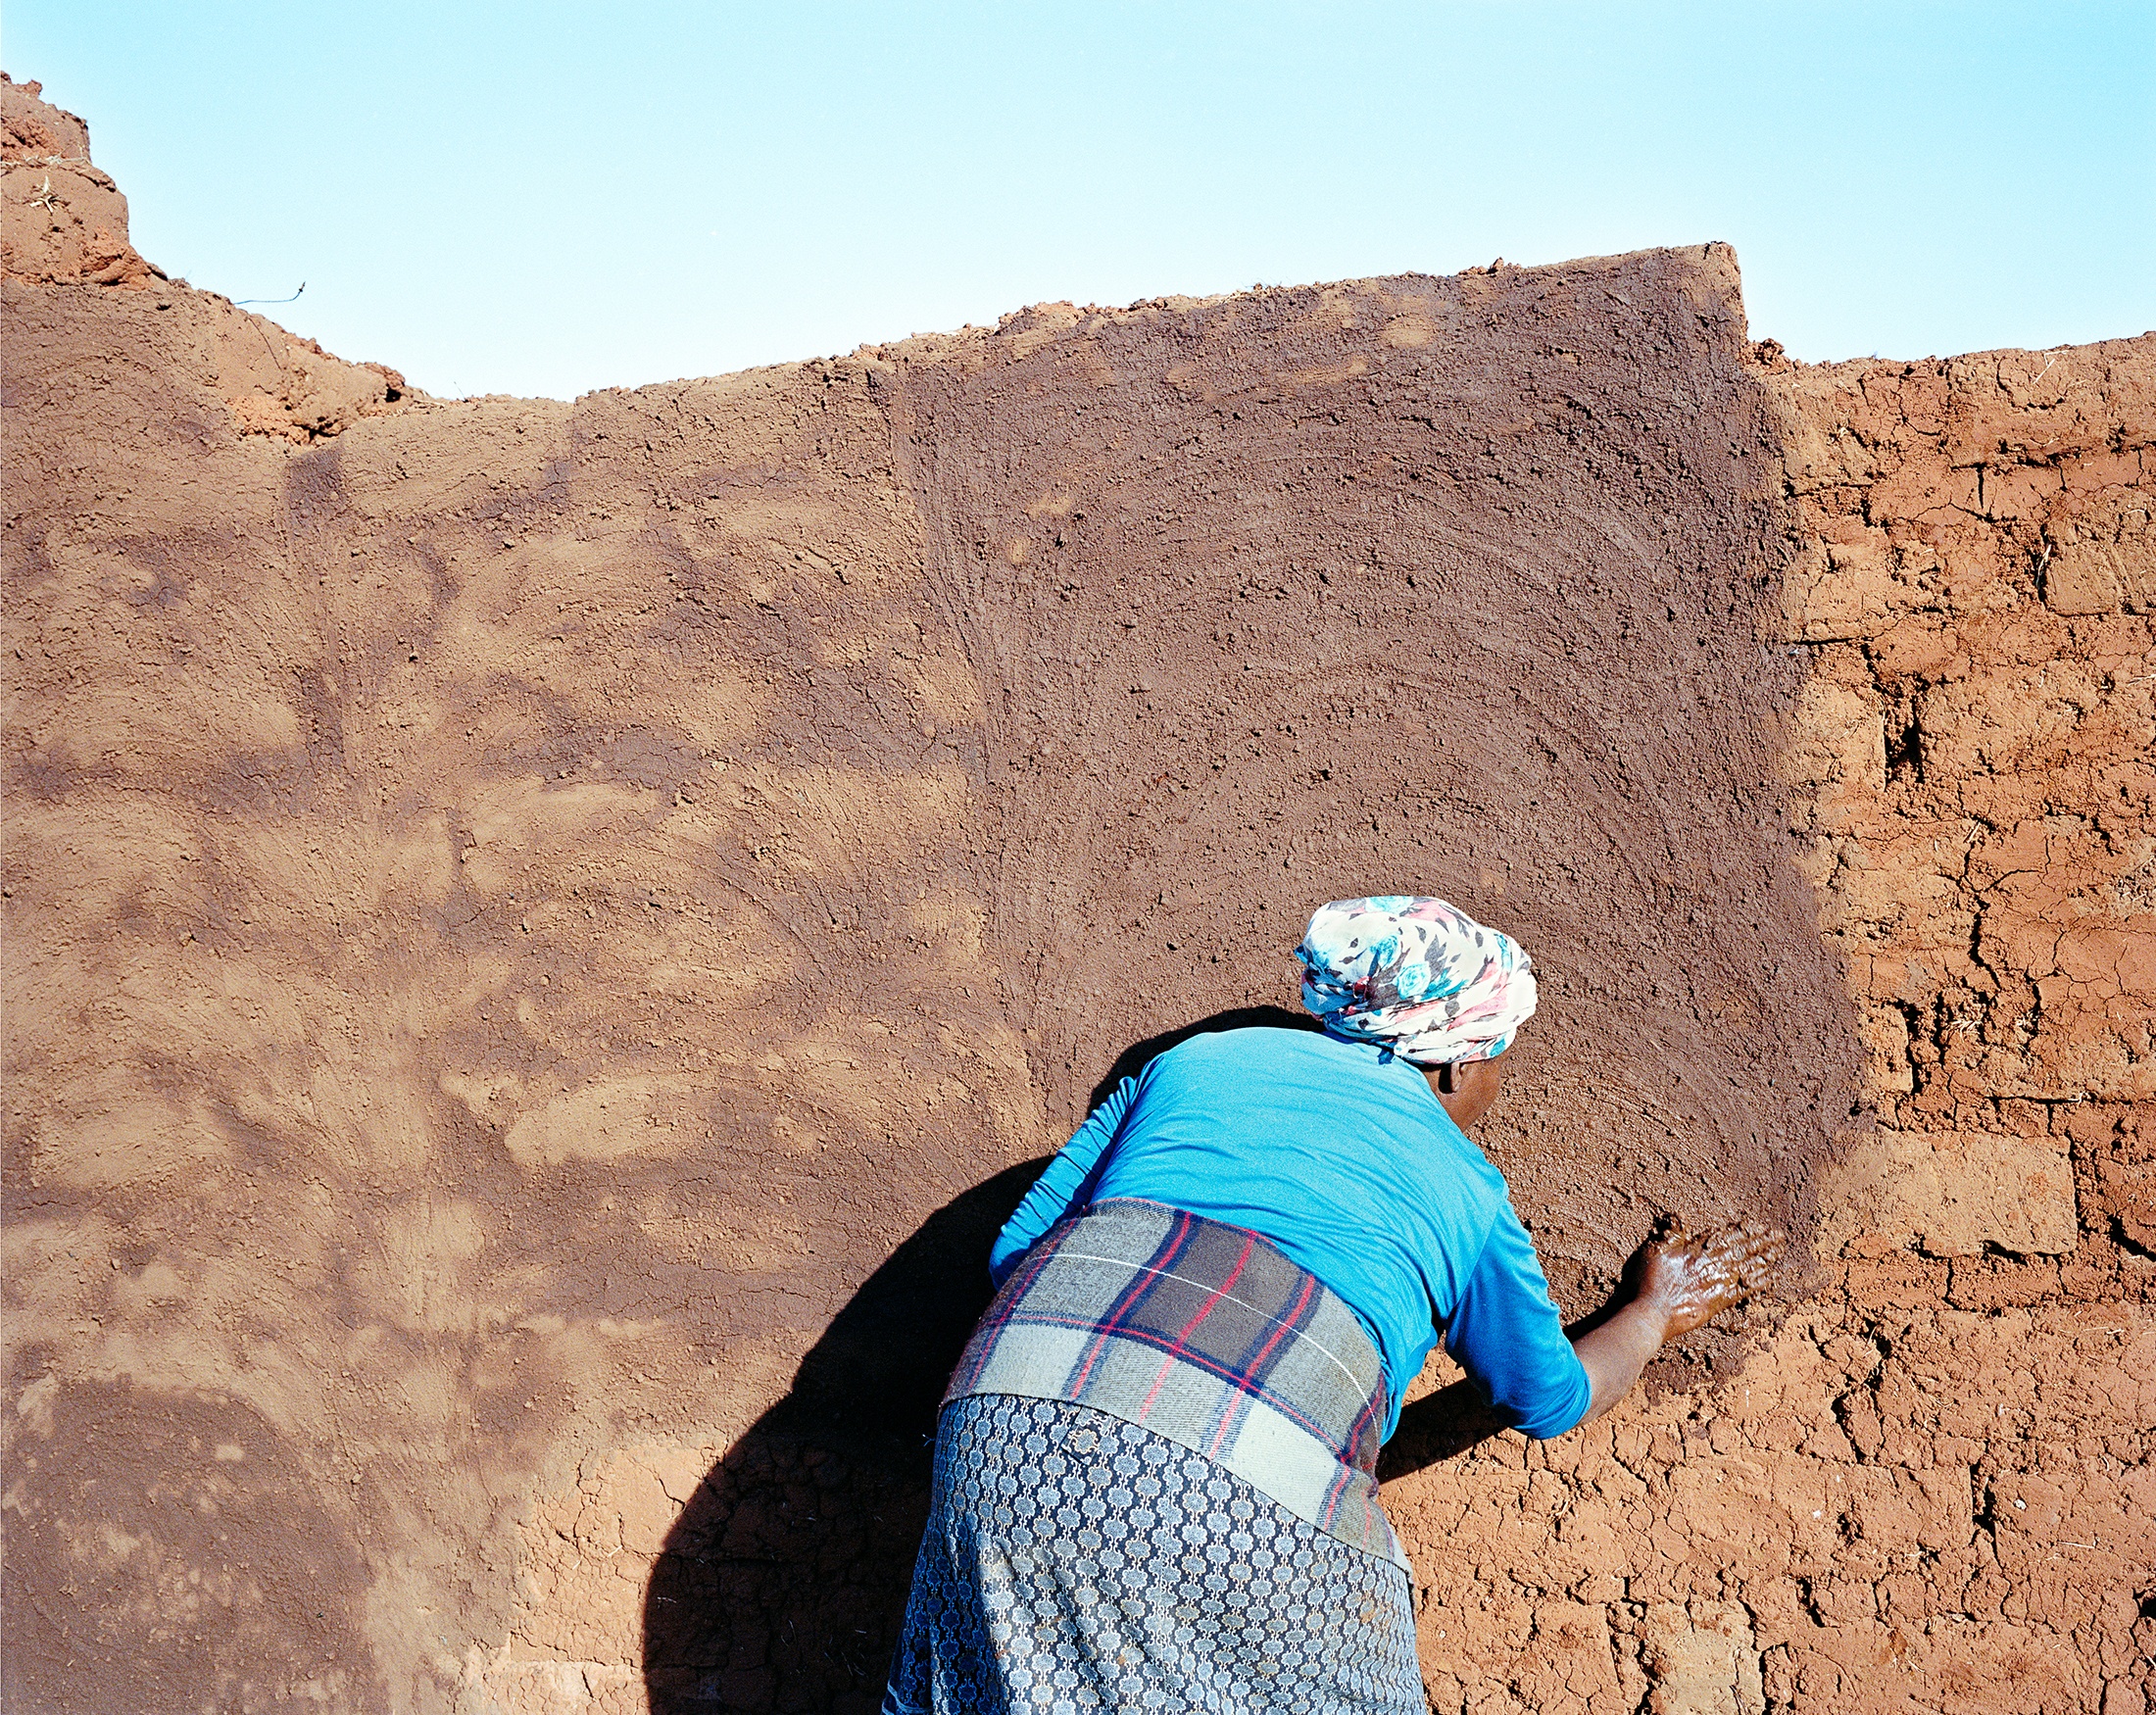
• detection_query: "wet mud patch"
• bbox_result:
[886,252,1866,1369]
[6,233,1865,1713]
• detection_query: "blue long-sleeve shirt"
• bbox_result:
[990,1026,1592,1441]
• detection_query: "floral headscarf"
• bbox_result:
[1296,896,1537,1065]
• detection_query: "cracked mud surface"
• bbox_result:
[4,73,2150,1715]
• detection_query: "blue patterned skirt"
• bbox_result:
[882,1395,1423,1714]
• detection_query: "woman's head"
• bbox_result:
[1294,895,1537,1067]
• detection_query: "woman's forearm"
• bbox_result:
[1571,1298,1670,1423]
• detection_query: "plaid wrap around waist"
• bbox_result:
[944,1199,1408,1571]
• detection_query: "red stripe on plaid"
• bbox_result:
[1208,1271,1314,1455]
[1067,1207,1200,1395]
[1137,1234,1254,1424]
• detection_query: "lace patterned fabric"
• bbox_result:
[883,1396,1423,1714]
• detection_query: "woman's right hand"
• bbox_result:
[1635,1220,1787,1340]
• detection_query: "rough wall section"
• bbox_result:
[0,74,161,290]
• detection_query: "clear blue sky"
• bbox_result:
[11,2,2152,401]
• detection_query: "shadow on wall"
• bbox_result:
[643,1007,1529,1713]
[641,1160,1041,1715]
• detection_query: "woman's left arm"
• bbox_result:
[987,1076,1138,1286]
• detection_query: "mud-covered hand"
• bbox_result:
[1636,1220,1785,1340]
[1572,1219,1788,1425]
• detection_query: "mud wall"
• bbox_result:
[4,74,2149,1715]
